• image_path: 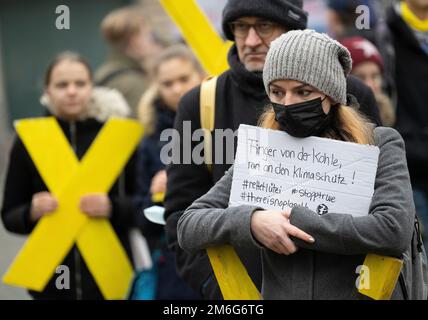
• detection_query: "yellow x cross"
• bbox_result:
[3,117,143,299]
[160,0,232,75]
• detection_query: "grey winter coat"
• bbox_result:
[178,127,428,300]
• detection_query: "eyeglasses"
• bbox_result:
[228,21,280,40]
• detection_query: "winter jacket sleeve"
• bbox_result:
[1,136,38,234]
[177,167,263,253]
[289,127,414,257]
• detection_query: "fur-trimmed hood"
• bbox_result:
[40,86,130,122]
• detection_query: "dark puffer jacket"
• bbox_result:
[134,98,200,299]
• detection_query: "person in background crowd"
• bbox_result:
[1,52,138,300]
[164,0,382,300]
[178,29,427,300]
[386,0,428,242]
[340,36,396,126]
[95,5,165,118]
[134,44,205,299]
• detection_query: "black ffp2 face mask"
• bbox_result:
[271,97,333,138]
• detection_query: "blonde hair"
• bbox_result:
[101,6,147,49]
[258,104,375,145]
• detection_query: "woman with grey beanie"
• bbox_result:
[177,30,427,299]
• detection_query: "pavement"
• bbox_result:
[0,214,30,299]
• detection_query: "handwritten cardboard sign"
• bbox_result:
[230,125,380,217]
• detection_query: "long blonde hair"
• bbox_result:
[258,103,375,145]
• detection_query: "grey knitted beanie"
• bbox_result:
[222,0,308,41]
[263,29,353,105]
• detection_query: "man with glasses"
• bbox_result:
[164,0,381,300]
[228,18,288,72]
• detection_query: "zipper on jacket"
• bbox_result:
[70,121,83,300]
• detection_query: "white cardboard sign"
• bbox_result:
[229,125,380,217]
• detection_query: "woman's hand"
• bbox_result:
[250,209,315,255]
[79,193,112,219]
[150,170,167,195]
[30,192,59,222]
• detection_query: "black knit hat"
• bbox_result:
[222,0,308,41]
